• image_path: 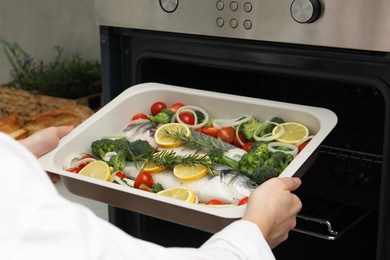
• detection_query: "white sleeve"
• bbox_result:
[0,133,274,260]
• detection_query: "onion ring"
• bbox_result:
[268,142,298,157]
[175,105,209,129]
[213,115,252,129]
[253,121,285,141]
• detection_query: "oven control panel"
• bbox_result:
[95,0,390,52]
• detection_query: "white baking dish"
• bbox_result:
[39,82,337,233]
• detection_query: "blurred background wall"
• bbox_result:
[0,0,100,84]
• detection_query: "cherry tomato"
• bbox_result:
[134,171,154,189]
[80,154,94,160]
[298,141,309,153]
[78,163,89,171]
[115,171,127,179]
[233,132,245,148]
[242,142,254,152]
[238,197,249,206]
[217,127,235,144]
[132,113,149,120]
[206,199,224,205]
[170,102,185,112]
[179,112,195,125]
[201,126,220,138]
[150,101,167,116]
[66,167,80,173]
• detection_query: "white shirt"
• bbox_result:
[0,132,275,260]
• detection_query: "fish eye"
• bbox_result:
[248,180,258,188]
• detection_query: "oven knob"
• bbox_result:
[290,0,321,23]
[160,0,179,13]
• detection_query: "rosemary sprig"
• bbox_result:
[160,128,240,171]
[140,150,215,176]
[162,128,229,152]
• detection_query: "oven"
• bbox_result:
[94,0,390,259]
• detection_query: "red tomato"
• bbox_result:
[201,126,220,138]
[115,171,126,179]
[78,163,89,171]
[66,167,80,173]
[238,197,249,206]
[150,101,167,116]
[80,154,94,160]
[217,127,235,144]
[178,112,195,125]
[233,132,245,148]
[170,102,185,112]
[298,141,309,153]
[206,199,224,205]
[132,113,149,120]
[134,171,154,189]
[242,142,254,152]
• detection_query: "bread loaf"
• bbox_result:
[0,105,94,138]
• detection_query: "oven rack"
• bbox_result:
[293,145,382,240]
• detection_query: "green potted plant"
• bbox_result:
[0,36,102,121]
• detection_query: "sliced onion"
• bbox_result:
[63,155,97,170]
[295,135,315,147]
[175,105,209,129]
[253,121,285,141]
[268,142,298,157]
[235,124,246,147]
[177,108,198,125]
[213,115,252,129]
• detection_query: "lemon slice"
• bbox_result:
[173,163,209,181]
[157,187,196,203]
[272,122,309,144]
[78,160,111,181]
[141,161,166,173]
[154,123,191,148]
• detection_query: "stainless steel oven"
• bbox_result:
[95,0,390,259]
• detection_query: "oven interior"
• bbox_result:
[102,28,389,260]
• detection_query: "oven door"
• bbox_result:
[99,27,390,260]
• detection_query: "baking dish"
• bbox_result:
[39,82,337,233]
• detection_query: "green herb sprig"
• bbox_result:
[142,150,215,176]
[0,36,101,99]
[161,128,230,152]
[159,129,240,171]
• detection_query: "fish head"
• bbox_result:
[218,167,258,201]
[122,122,159,148]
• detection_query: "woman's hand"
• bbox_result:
[19,125,74,158]
[242,177,302,249]
[19,126,74,183]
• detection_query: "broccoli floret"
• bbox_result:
[91,138,155,170]
[108,152,127,171]
[254,116,286,137]
[238,152,266,177]
[239,117,263,142]
[149,108,174,124]
[150,183,164,193]
[195,110,205,124]
[266,151,294,173]
[251,165,280,185]
[248,141,270,160]
[237,140,294,184]
[208,149,239,170]
[138,183,164,193]
[126,139,156,161]
[269,116,285,124]
[91,138,130,171]
[91,138,128,159]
